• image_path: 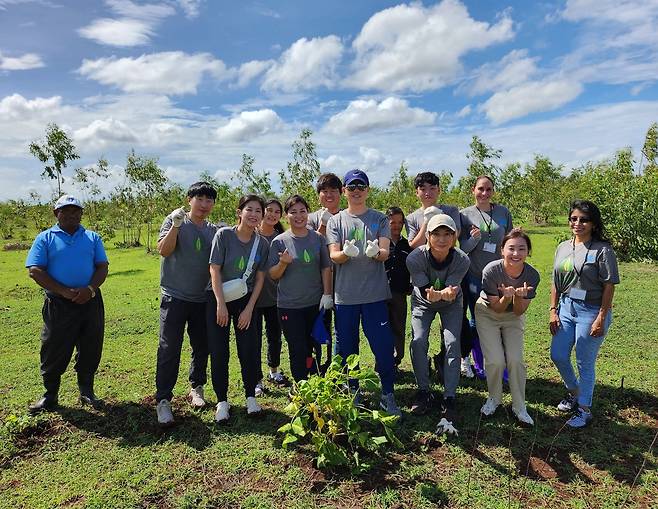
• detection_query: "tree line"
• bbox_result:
[1,123,657,262]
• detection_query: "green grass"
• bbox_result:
[1,228,657,508]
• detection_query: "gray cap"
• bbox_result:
[54,195,83,210]
[427,213,456,233]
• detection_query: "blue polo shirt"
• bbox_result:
[25,224,108,288]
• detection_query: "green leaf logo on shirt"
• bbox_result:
[349,228,365,241]
[433,278,445,290]
[559,257,574,272]
[195,237,202,252]
[236,256,246,271]
[479,220,496,233]
[303,249,313,263]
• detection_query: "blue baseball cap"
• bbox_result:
[343,169,369,186]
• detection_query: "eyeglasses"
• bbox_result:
[345,183,367,192]
[568,216,590,224]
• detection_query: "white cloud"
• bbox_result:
[78,52,229,95]
[146,122,184,144]
[359,146,386,168]
[236,59,274,88]
[0,50,44,70]
[73,118,138,150]
[175,0,202,18]
[481,79,584,124]
[78,18,154,47]
[262,36,344,92]
[78,0,176,47]
[0,94,61,120]
[456,105,472,118]
[326,97,436,135]
[215,109,283,142]
[467,50,539,96]
[346,0,514,92]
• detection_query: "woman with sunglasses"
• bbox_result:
[207,194,270,423]
[268,195,333,382]
[549,200,619,428]
[254,198,288,395]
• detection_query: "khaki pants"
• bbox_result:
[474,298,527,411]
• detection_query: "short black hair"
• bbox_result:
[316,173,343,194]
[187,181,217,200]
[413,171,440,189]
[386,206,404,218]
[284,194,310,213]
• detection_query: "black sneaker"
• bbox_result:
[410,390,434,415]
[557,393,577,412]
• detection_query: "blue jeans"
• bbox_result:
[335,301,395,394]
[550,295,612,407]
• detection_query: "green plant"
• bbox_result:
[278,354,402,472]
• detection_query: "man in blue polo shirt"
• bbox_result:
[25,195,109,413]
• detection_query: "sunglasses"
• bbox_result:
[568,216,590,224]
[345,183,367,191]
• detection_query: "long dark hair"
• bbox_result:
[569,200,609,242]
[264,198,285,234]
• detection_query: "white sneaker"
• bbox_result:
[461,357,475,378]
[254,382,265,397]
[246,396,262,415]
[156,399,174,426]
[215,401,230,423]
[513,407,534,426]
[188,385,206,408]
[480,397,499,416]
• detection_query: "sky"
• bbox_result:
[1,0,657,201]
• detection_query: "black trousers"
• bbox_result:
[279,306,318,382]
[206,292,259,401]
[387,291,408,363]
[40,291,105,394]
[255,305,282,379]
[155,295,209,402]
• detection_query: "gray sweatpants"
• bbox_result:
[410,300,462,396]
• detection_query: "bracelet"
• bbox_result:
[87,285,96,298]
[549,306,557,311]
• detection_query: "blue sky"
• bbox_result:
[1,0,657,200]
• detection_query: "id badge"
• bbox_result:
[586,251,597,264]
[569,287,587,300]
[483,242,497,253]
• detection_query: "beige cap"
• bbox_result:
[427,213,457,233]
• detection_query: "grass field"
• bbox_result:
[1,227,657,509]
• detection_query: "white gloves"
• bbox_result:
[423,206,441,223]
[435,417,459,436]
[365,239,380,258]
[169,207,186,227]
[319,294,334,311]
[320,207,333,225]
[343,239,359,257]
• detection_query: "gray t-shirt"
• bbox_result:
[256,231,279,308]
[553,239,620,305]
[209,226,269,293]
[459,204,513,279]
[267,230,331,309]
[406,204,462,242]
[406,246,470,311]
[159,216,218,303]
[326,208,392,305]
[480,259,540,312]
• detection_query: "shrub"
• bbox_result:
[278,354,401,472]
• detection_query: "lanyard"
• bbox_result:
[476,204,495,239]
[571,239,591,279]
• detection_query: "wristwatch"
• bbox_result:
[87,285,96,298]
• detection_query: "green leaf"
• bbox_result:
[281,434,298,448]
[277,423,292,433]
[346,354,359,370]
[371,436,388,446]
